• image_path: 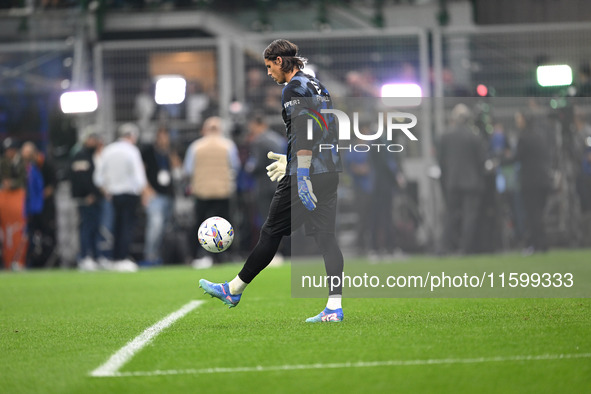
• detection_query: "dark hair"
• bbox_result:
[263,39,307,72]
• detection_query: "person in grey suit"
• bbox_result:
[513,110,553,254]
[438,104,487,255]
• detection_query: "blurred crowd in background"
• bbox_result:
[1,0,591,270]
[1,70,591,271]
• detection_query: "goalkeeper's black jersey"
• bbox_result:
[281,71,342,175]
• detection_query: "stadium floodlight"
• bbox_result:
[536,65,572,87]
[60,90,98,114]
[154,75,187,105]
[381,83,422,107]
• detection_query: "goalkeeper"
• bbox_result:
[199,39,344,323]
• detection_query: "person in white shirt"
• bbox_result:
[94,123,147,272]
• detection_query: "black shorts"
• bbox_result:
[261,172,339,237]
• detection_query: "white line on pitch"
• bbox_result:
[90,300,204,377]
[94,352,591,378]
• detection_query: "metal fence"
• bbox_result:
[88,22,591,260]
[432,23,591,137]
[93,23,591,255]
[430,24,591,252]
[94,38,222,144]
[0,41,73,148]
[3,17,591,266]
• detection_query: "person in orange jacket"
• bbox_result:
[0,138,28,270]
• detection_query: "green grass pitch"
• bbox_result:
[1,251,590,393]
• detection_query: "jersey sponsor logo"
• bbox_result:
[284,99,301,109]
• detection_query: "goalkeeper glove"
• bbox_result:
[266,151,287,182]
[296,156,317,211]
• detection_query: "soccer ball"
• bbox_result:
[198,216,234,253]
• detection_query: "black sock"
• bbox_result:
[238,230,283,283]
[314,232,344,296]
